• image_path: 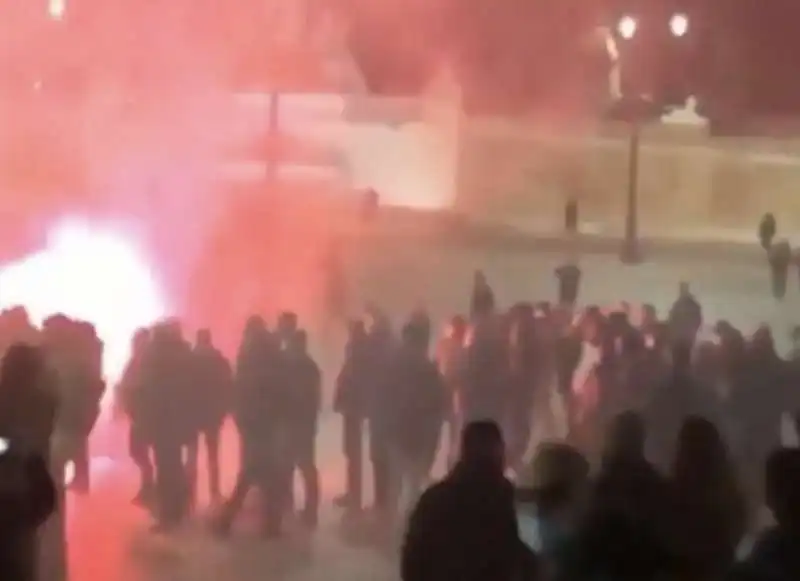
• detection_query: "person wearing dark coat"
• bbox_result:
[555,261,581,306]
[333,319,371,512]
[0,343,59,581]
[283,330,322,528]
[119,328,154,505]
[0,446,57,581]
[382,322,447,517]
[215,315,288,537]
[470,270,496,318]
[758,212,777,251]
[668,282,702,345]
[140,322,195,530]
[732,326,790,504]
[186,329,232,505]
[670,417,746,581]
[364,312,397,514]
[566,412,676,581]
[401,421,537,581]
[768,239,791,300]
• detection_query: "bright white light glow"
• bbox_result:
[0,219,168,396]
[617,15,637,40]
[670,13,689,37]
[48,0,66,20]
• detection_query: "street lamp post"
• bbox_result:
[614,13,689,264]
[620,119,642,263]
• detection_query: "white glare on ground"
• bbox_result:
[617,15,637,40]
[670,13,689,37]
[0,218,168,399]
[48,0,66,20]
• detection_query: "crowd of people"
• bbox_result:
[398,271,800,581]
[1,262,800,580]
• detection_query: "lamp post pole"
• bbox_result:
[266,89,280,186]
[620,118,642,263]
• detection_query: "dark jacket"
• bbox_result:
[284,354,322,435]
[0,451,57,581]
[191,346,232,428]
[381,346,447,456]
[564,457,675,581]
[401,463,535,581]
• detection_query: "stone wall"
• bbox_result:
[455,116,800,238]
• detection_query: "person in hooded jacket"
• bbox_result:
[401,420,537,581]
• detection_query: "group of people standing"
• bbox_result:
[118,312,321,536]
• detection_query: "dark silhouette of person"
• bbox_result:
[759,212,777,251]
[670,416,746,581]
[284,330,321,528]
[668,282,702,345]
[333,319,371,513]
[769,239,791,300]
[186,329,232,505]
[140,322,194,531]
[566,411,675,581]
[382,322,446,518]
[119,328,154,505]
[215,315,283,536]
[470,270,496,319]
[0,343,59,581]
[401,420,536,581]
[0,443,57,581]
[555,259,581,306]
[727,447,800,580]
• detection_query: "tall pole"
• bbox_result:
[266,90,279,186]
[620,119,642,264]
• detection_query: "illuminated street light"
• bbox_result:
[670,13,689,37]
[617,15,637,40]
[48,0,66,20]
